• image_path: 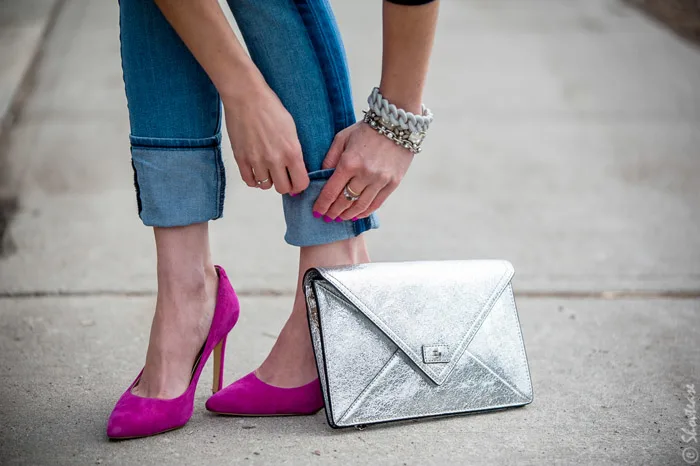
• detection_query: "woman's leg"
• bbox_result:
[226,0,378,387]
[259,237,370,386]
[119,0,224,398]
[138,226,218,398]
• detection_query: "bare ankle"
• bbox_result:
[158,263,217,296]
[152,223,217,296]
[299,236,370,267]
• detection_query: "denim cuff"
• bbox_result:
[130,135,225,227]
[282,169,379,247]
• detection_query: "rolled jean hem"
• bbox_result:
[130,135,225,227]
[282,169,379,247]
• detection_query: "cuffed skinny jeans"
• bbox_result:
[118,0,379,246]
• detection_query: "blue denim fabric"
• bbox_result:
[119,0,378,245]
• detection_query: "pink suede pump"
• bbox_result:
[107,266,240,439]
[205,372,324,416]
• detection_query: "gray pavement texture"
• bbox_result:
[0,0,59,133]
[0,0,698,465]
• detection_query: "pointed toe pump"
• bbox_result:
[205,372,324,416]
[107,266,239,440]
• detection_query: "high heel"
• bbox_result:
[205,372,324,416]
[107,265,239,440]
[211,336,227,394]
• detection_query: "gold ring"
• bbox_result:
[344,184,361,202]
[345,184,361,198]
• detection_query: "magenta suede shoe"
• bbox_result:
[107,266,240,440]
[205,372,324,416]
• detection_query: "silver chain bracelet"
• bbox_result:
[362,88,433,154]
[362,110,426,154]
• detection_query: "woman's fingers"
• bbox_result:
[311,132,351,214]
[321,129,349,170]
[252,164,273,190]
[223,85,311,195]
[287,158,310,195]
[236,159,258,188]
[352,183,396,220]
[340,182,386,220]
[312,122,414,220]
[245,157,309,195]
[313,166,351,215]
[270,165,292,194]
[325,178,369,221]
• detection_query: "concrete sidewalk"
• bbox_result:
[0,0,60,132]
[1,0,699,464]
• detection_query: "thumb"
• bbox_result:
[321,130,349,169]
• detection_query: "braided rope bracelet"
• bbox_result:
[363,87,433,154]
[367,87,433,133]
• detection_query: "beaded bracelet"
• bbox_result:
[363,87,433,154]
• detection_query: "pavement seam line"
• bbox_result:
[0,289,294,299]
[0,290,699,299]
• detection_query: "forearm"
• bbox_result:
[152,0,263,101]
[379,0,439,114]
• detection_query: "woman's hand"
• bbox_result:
[309,0,439,220]
[149,0,308,195]
[312,122,414,221]
[311,0,440,222]
[223,83,309,194]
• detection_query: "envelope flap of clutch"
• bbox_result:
[311,260,515,386]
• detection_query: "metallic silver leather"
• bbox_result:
[304,260,533,428]
[422,345,450,364]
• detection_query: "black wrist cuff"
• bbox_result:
[385,0,436,5]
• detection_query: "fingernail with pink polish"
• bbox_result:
[352,217,358,221]
[313,211,322,219]
[323,215,332,223]
[335,217,342,222]
[290,192,297,197]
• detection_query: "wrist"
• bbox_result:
[364,86,433,154]
[217,62,267,106]
[377,83,423,114]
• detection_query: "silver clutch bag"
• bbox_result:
[304,260,533,428]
